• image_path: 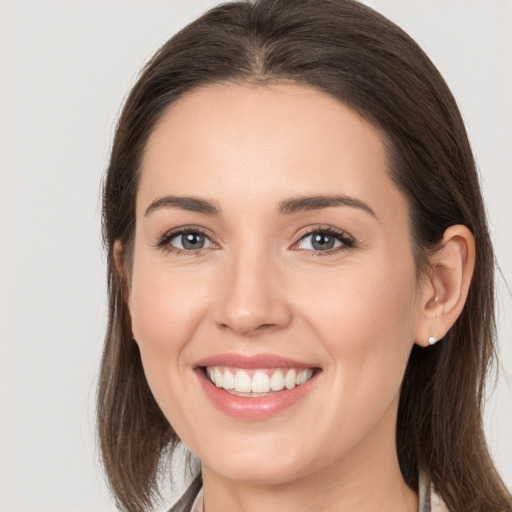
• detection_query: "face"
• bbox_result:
[127,83,424,485]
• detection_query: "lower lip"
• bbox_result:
[195,368,318,420]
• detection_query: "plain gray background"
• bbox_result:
[0,1,510,511]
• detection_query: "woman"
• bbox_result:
[97,1,512,511]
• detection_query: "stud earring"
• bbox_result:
[428,336,437,345]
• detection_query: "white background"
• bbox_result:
[0,1,510,511]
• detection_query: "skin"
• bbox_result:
[121,83,475,512]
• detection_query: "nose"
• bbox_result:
[212,247,292,337]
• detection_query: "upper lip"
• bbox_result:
[194,353,318,370]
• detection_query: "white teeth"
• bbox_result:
[251,372,270,393]
[223,369,235,390]
[214,367,223,388]
[270,371,285,391]
[207,367,314,394]
[296,369,313,385]
[284,369,296,389]
[234,371,252,392]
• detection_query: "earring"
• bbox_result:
[428,336,437,345]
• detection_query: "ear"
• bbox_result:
[414,225,475,347]
[113,240,132,314]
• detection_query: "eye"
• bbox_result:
[295,228,355,253]
[159,229,216,252]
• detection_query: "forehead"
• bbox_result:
[138,82,405,222]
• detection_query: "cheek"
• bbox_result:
[303,256,419,397]
[302,255,418,339]
[127,255,216,435]
[128,253,213,388]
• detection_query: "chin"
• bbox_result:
[204,456,309,486]
[194,432,322,485]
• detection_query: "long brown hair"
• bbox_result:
[97,1,512,511]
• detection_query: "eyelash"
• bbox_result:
[156,226,356,256]
[294,226,356,256]
[156,227,215,256]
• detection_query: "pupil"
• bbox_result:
[182,233,204,250]
[312,233,334,250]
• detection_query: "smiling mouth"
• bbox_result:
[203,366,316,396]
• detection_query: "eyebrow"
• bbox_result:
[144,194,376,218]
[278,194,376,218]
[145,196,220,216]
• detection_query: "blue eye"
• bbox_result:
[296,229,354,253]
[160,230,215,252]
[157,227,354,255]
